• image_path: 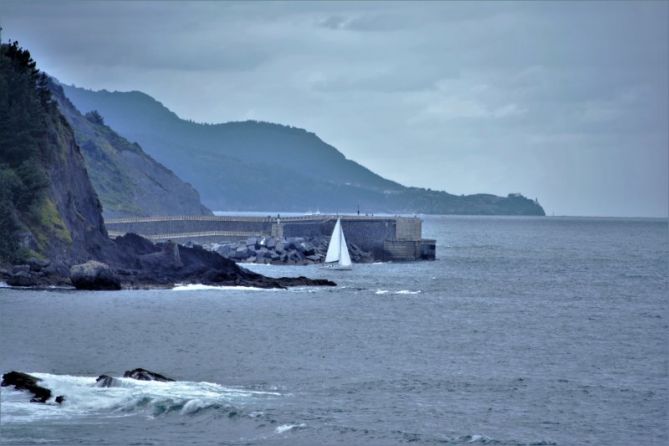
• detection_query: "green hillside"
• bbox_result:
[50,81,211,218]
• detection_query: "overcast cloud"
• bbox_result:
[2,1,667,216]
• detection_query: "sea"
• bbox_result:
[0,215,667,446]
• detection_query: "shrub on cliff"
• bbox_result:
[0,41,59,263]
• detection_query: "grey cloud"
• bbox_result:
[1,0,666,217]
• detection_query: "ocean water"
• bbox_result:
[0,216,667,445]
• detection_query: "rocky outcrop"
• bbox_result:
[111,233,336,289]
[206,235,373,265]
[0,42,335,291]
[1,371,56,403]
[70,260,121,290]
[123,368,174,382]
[4,260,68,287]
[2,369,175,404]
[95,375,119,388]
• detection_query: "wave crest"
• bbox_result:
[0,372,280,423]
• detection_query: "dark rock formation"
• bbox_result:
[6,270,37,287]
[123,368,174,382]
[112,233,336,289]
[70,260,121,290]
[1,371,52,403]
[55,395,65,404]
[95,374,119,388]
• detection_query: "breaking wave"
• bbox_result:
[0,372,280,424]
[375,289,422,295]
[171,284,268,291]
[275,423,306,434]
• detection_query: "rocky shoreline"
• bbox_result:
[0,233,336,290]
[204,235,373,265]
[2,368,179,405]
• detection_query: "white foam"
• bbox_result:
[0,372,280,423]
[375,289,421,295]
[0,281,8,288]
[172,284,266,291]
[275,423,306,434]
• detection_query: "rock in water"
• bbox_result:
[1,371,52,403]
[70,261,121,290]
[123,368,175,382]
[95,374,119,387]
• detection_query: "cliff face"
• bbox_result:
[0,42,335,290]
[40,106,116,269]
[62,85,545,216]
[50,81,211,219]
[0,42,116,271]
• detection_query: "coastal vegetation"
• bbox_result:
[0,42,67,263]
[50,82,212,218]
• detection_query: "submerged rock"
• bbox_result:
[1,371,52,403]
[70,260,121,290]
[123,368,175,382]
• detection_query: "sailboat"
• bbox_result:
[323,218,352,270]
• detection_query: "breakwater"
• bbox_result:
[105,215,436,261]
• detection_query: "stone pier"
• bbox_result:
[105,215,436,261]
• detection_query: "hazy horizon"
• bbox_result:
[2,1,667,217]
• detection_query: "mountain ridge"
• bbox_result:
[49,80,211,218]
[62,84,545,216]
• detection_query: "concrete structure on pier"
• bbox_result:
[105,215,436,261]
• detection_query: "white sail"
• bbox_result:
[338,222,352,268]
[324,218,352,269]
[324,219,342,263]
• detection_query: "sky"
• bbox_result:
[2,1,667,217]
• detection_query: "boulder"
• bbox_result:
[287,250,303,263]
[6,270,38,287]
[123,368,175,382]
[234,246,250,259]
[70,261,121,290]
[300,242,315,256]
[1,371,52,403]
